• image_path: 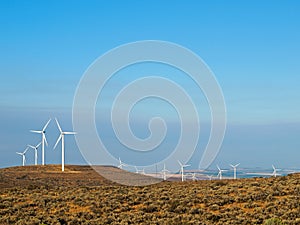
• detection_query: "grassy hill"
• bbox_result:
[0,165,299,224]
[0,165,159,188]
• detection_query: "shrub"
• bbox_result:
[263,218,285,225]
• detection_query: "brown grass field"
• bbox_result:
[0,165,299,224]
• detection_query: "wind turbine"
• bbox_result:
[16,147,29,166]
[135,166,145,174]
[230,163,240,179]
[28,142,42,165]
[217,165,227,180]
[178,160,190,182]
[53,118,76,172]
[191,173,198,181]
[207,175,213,180]
[30,118,51,165]
[118,158,128,169]
[134,166,139,173]
[272,165,281,177]
[160,163,170,181]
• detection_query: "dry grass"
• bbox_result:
[0,165,299,224]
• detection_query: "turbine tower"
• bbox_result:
[53,118,76,172]
[161,163,169,181]
[217,165,227,180]
[30,118,51,165]
[230,163,240,179]
[16,147,29,166]
[178,160,190,182]
[28,142,42,165]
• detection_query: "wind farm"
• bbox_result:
[13,120,294,181]
[5,118,300,225]
[1,1,300,224]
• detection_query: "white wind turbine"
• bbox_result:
[178,160,190,182]
[53,118,76,172]
[207,175,214,180]
[118,158,128,169]
[134,166,139,173]
[191,173,198,181]
[135,166,145,174]
[272,165,281,177]
[230,163,240,179]
[28,142,42,165]
[217,165,227,180]
[16,147,29,166]
[30,118,51,165]
[160,163,170,181]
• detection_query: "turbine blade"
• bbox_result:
[55,118,62,133]
[24,147,29,154]
[27,145,35,149]
[42,118,51,131]
[30,130,42,133]
[177,160,183,166]
[53,135,62,149]
[229,164,234,167]
[36,142,42,148]
[44,135,48,146]
[217,165,221,171]
[64,132,76,135]
[16,152,22,155]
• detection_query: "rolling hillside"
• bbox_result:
[0,165,299,224]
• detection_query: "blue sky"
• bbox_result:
[1,1,300,170]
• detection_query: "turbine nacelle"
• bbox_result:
[28,142,42,151]
[230,163,240,169]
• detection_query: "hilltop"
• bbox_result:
[0,165,159,188]
[0,165,299,224]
